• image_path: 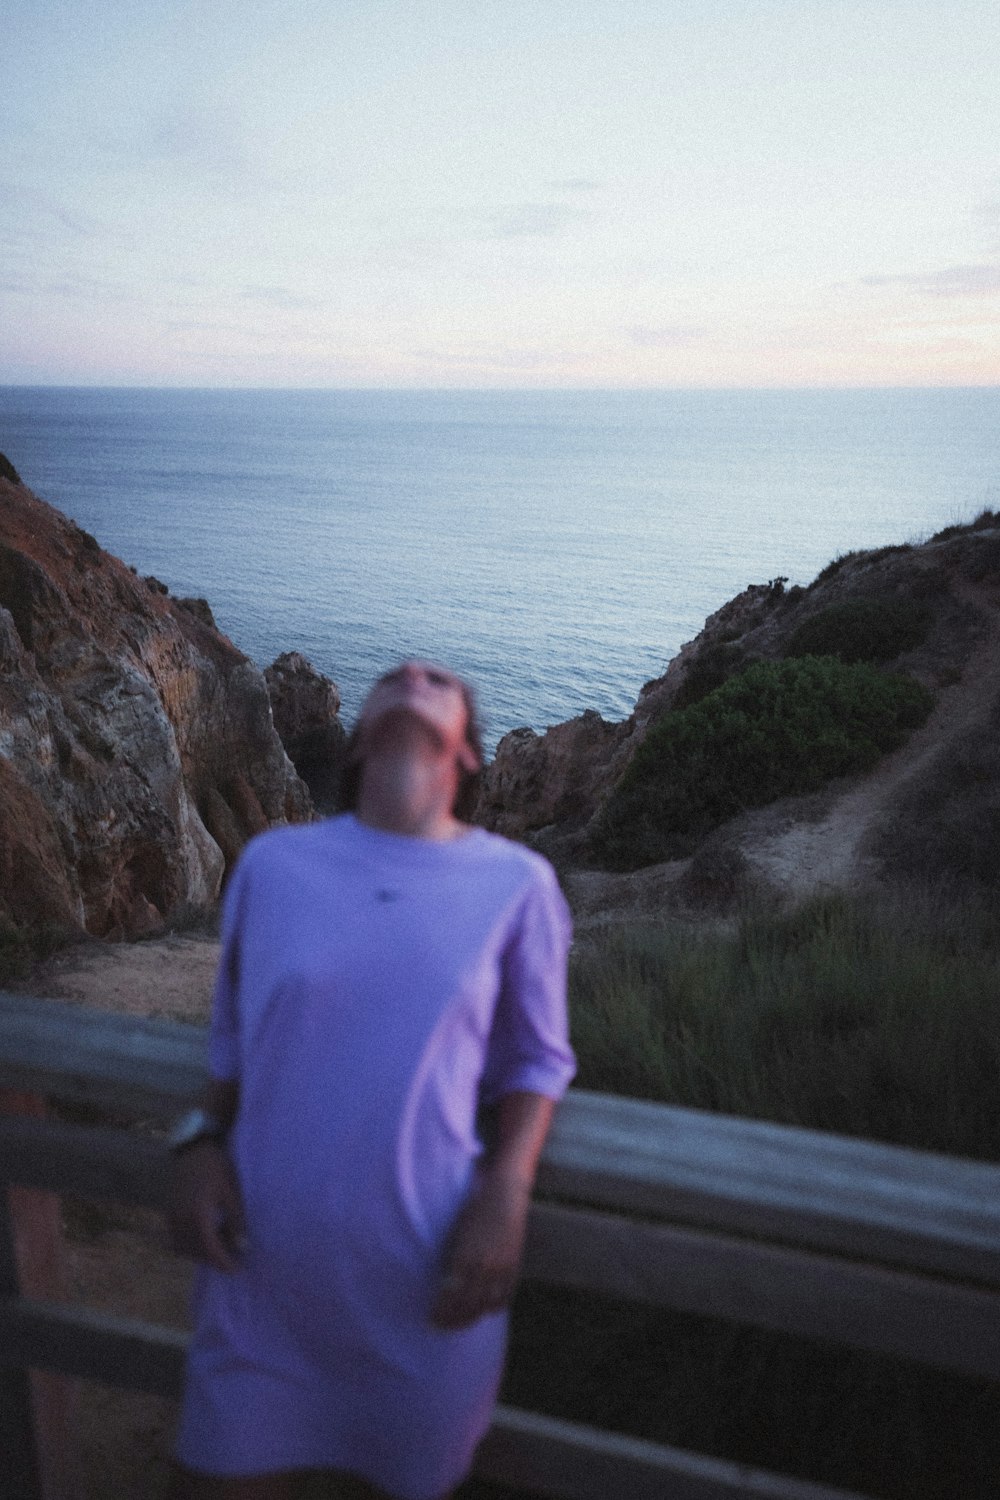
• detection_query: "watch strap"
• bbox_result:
[168,1107,227,1155]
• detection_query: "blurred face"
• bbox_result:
[357,660,481,772]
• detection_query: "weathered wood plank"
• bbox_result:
[525,1202,1000,1380]
[476,1405,874,1500]
[0,993,206,1115]
[540,1090,1000,1286]
[0,1367,40,1500]
[1,1091,82,1500]
[4,994,1000,1285]
[3,995,993,1500]
[0,1189,42,1500]
[8,1118,1000,1378]
[0,1297,187,1398]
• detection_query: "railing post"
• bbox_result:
[0,1184,40,1498]
[0,1091,82,1500]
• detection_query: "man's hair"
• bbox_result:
[338,675,485,823]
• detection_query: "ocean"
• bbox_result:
[1,386,998,748]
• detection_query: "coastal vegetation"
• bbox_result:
[496,887,1000,1500]
[812,541,913,584]
[591,656,933,871]
[569,887,1000,1161]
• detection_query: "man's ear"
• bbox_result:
[457,740,482,774]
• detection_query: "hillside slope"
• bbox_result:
[481,514,1000,916]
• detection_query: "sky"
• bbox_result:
[4,0,1000,388]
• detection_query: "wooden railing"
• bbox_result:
[3,992,1000,1500]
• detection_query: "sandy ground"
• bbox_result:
[25,931,220,1025]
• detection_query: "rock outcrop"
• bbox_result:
[0,465,312,937]
[264,651,347,813]
[476,711,625,843]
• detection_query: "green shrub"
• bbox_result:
[785,596,931,664]
[961,534,1000,583]
[672,641,748,709]
[592,656,933,870]
[500,893,1000,1500]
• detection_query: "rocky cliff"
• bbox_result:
[264,651,347,814]
[0,466,313,938]
[4,452,996,938]
[479,514,1000,905]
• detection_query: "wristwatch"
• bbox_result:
[167,1108,227,1155]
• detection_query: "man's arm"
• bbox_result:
[431,1090,556,1329]
[167,1079,244,1274]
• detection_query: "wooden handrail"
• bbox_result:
[4,990,1000,1499]
[4,990,1000,1281]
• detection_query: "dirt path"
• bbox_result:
[744,579,1000,898]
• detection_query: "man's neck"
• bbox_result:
[355,749,462,841]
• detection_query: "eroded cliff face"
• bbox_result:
[0,471,312,937]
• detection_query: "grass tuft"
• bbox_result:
[569,890,1000,1160]
[811,542,912,585]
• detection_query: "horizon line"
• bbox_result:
[3,381,1000,395]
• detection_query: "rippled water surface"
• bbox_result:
[2,387,998,745]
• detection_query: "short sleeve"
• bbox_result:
[207,852,252,1081]
[479,861,575,1105]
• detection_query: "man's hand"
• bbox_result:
[431,1167,533,1329]
[168,1140,246,1274]
[433,1090,556,1329]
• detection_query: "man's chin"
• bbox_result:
[362,706,445,752]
